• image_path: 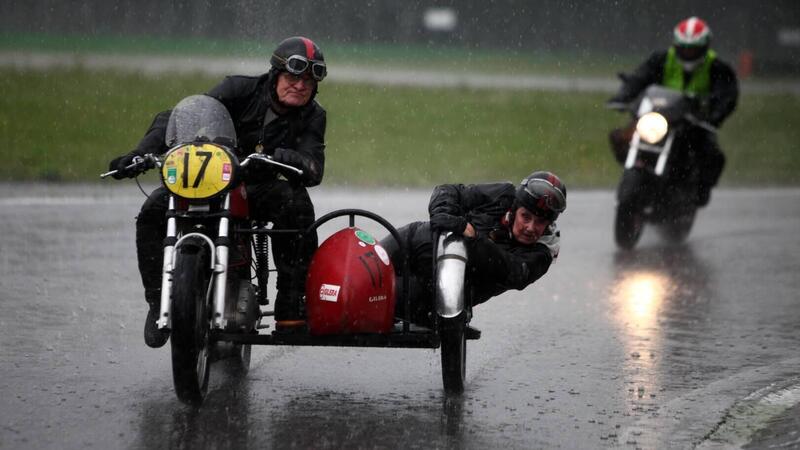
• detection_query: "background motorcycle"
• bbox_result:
[609,85,717,250]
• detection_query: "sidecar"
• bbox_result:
[214,208,480,394]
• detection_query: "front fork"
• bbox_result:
[434,232,468,319]
[157,194,232,330]
[624,130,675,177]
[211,195,231,329]
[157,196,177,330]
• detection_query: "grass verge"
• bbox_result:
[1,68,798,187]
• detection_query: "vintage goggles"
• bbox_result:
[278,54,327,81]
[521,178,566,214]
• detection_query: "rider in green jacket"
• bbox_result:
[607,16,739,206]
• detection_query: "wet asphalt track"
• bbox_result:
[1,183,799,449]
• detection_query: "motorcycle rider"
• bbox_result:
[381,171,566,325]
[607,16,739,206]
[108,36,328,347]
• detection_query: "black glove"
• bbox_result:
[108,153,138,180]
[272,147,304,168]
[536,223,561,261]
[429,213,468,235]
[605,100,629,111]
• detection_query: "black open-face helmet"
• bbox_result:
[270,36,327,82]
[515,171,567,222]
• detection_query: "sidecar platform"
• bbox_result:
[213,323,480,349]
[221,208,481,350]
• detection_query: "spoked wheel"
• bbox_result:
[614,201,644,250]
[440,313,467,395]
[170,247,212,405]
[231,343,251,374]
[211,341,251,375]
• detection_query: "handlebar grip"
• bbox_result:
[99,153,158,179]
[605,102,629,112]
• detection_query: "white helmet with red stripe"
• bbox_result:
[674,17,712,47]
[673,17,712,70]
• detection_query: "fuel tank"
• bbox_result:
[306,227,396,335]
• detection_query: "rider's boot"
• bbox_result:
[274,287,307,333]
[271,232,314,334]
[144,288,169,348]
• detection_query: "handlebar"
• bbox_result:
[605,101,630,112]
[100,152,304,179]
[685,114,718,134]
[241,153,304,176]
[100,154,160,179]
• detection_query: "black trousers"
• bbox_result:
[695,132,726,189]
[380,222,435,325]
[135,179,317,302]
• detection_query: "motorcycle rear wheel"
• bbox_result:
[231,343,251,374]
[440,313,467,394]
[170,247,212,405]
[659,210,696,244]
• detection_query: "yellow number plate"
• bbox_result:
[161,143,235,199]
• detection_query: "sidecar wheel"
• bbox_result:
[170,247,212,406]
[440,314,467,394]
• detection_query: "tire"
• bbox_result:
[231,343,251,374]
[615,171,646,250]
[440,314,467,394]
[660,210,696,244]
[614,201,644,250]
[210,341,251,375]
[218,278,254,375]
[170,246,212,405]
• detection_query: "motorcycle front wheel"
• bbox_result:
[614,202,644,250]
[170,246,212,405]
[440,313,467,394]
[614,170,646,250]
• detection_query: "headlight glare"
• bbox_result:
[636,112,669,144]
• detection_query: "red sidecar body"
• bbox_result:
[305,227,396,335]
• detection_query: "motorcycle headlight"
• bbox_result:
[636,112,669,144]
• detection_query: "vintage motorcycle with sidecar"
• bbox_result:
[609,84,718,250]
[102,95,479,405]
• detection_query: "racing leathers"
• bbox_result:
[129,72,326,323]
[380,182,556,325]
[608,49,739,205]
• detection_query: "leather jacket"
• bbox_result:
[387,182,555,306]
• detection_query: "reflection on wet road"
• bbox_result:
[1,184,799,449]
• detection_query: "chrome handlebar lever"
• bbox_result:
[684,114,718,134]
[241,153,304,176]
[100,154,160,179]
